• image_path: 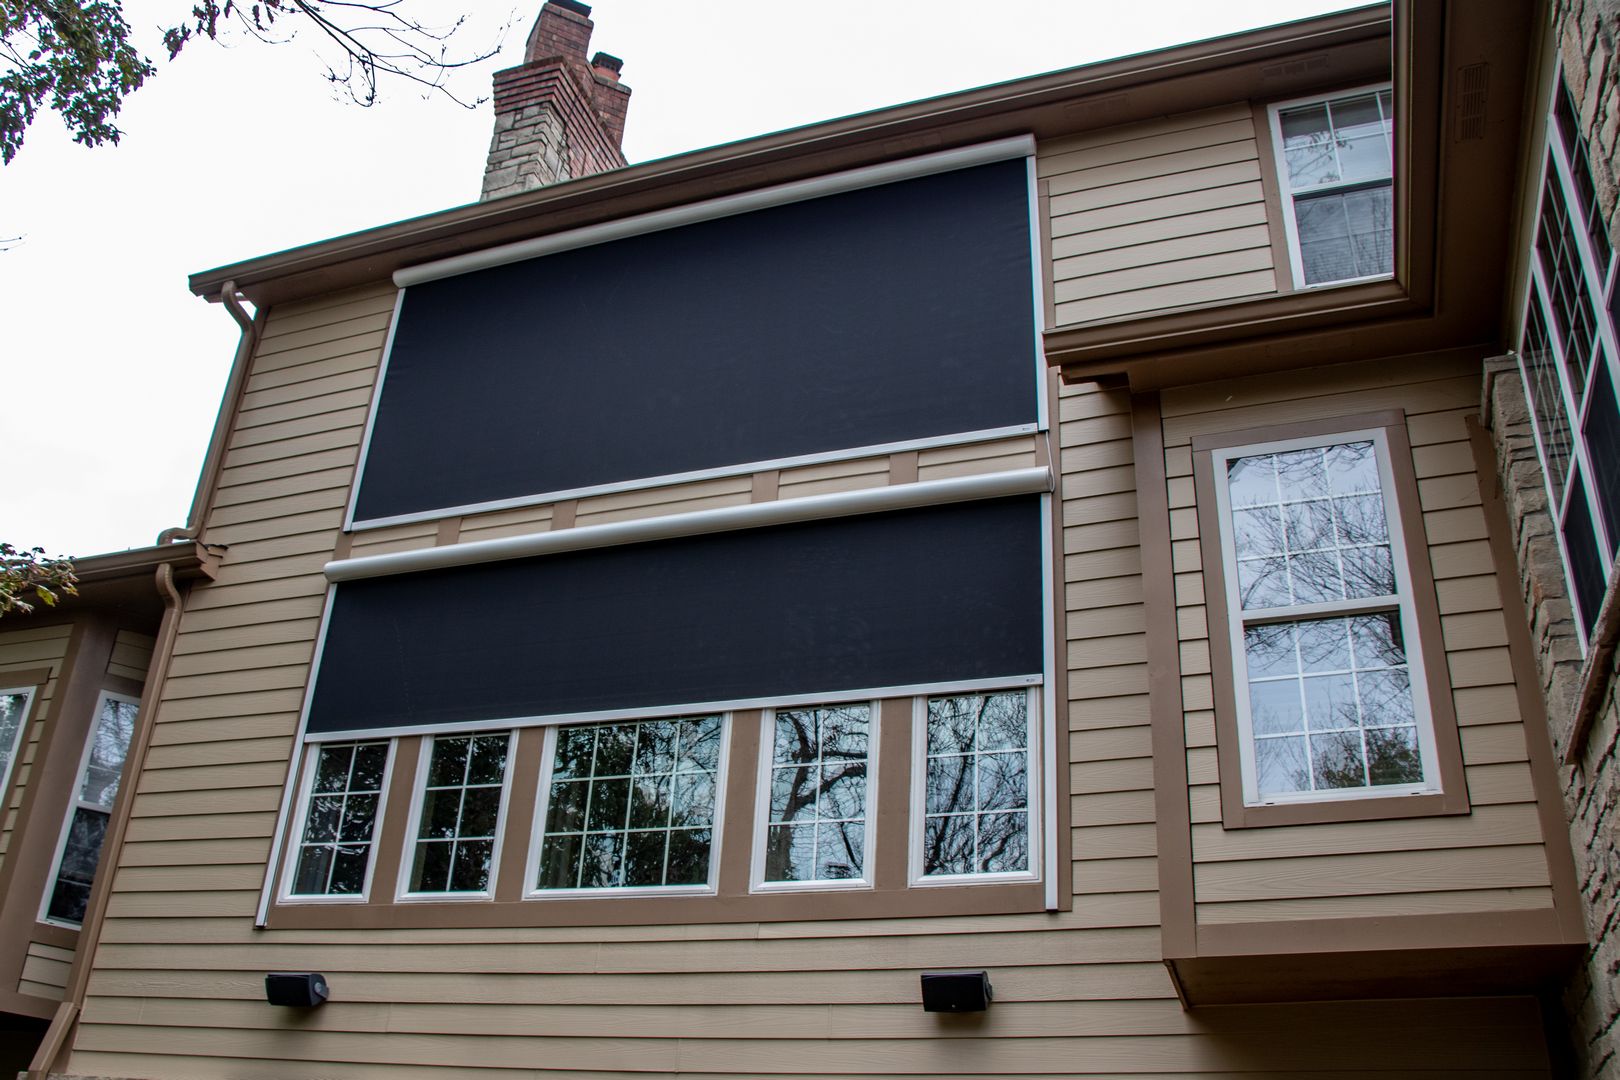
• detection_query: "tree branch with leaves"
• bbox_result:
[1,0,505,164]
[1,543,78,617]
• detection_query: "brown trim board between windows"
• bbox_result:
[1190,408,1469,829]
[265,695,1056,930]
[1133,392,1196,977]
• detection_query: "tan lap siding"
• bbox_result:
[67,295,1554,1073]
[1039,105,1278,328]
[1156,353,1555,924]
[0,621,71,872]
[108,629,156,683]
[19,940,73,1001]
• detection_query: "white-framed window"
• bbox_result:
[1518,74,1620,646]
[283,740,393,900]
[1209,430,1441,805]
[527,714,728,897]
[1268,84,1396,289]
[910,687,1040,885]
[399,731,513,899]
[751,701,877,892]
[42,690,139,926]
[0,684,38,806]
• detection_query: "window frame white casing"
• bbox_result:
[40,689,141,928]
[1517,71,1620,654]
[523,714,732,901]
[279,738,397,905]
[0,684,38,812]
[1208,428,1443,807]
[907,685,1043,888]
[1266,81,1397,291]
[395,730,518,903]
[749,701,881,894]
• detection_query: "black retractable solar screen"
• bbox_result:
[353,158,1038,523]
[307,497,1043,735]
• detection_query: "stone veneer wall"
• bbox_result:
[1486,0,1620,1057]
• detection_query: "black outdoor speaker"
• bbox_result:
[265,972,329,1007]
[920,970,993,1012]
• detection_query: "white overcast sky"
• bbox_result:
[1,0,1366,557]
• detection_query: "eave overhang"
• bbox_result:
[190,4,1392,308]
[1046,0,1536,389]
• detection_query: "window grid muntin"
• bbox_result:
[1212,429,1442,806]
[1519,76,1620,645]
[286,740,391,899]
[1268,84,1397,289]
[752,703,878,891]
[530,715,726,896]
[404,731,512,897]
[42,690,140,926]
[911,688,1039,883]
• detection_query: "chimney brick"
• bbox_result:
[482,0,631,201]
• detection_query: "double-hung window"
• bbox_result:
[1519,76,1620,643]
[44,690,138,926]
[284,740,391,899]
[1269,86,1396,288]
[403,732,512,897]
[1207,430,1441,806]
[913,689,1038,882]
[754,702,875,889]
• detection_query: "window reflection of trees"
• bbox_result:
[765,705,867,882]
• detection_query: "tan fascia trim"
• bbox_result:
[189,4,1392,307]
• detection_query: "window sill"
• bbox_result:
[263,880,1048,930]
[1220,788,1470,830]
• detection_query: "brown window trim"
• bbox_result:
[264,694,1060,930]
[1191,408,1469,829]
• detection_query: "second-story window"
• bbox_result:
[404,732,512,896]
[1270,86,1395,288]
[1519,76,1620,643]
[1209,432,1440,804]
[286,740,391,899]
[913,689,1038,882]
[755,703,874,888]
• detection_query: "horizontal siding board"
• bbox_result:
[1193,845,1551,902]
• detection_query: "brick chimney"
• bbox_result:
[482,0,632,200]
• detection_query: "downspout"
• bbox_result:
[158,280,261,545]
[26,563,186,1080]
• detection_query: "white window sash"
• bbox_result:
[907,686,1043,887]
[749,703,880,894]
[279,739,396,905]
[1209,429,1443,807]
[1266,82,1396,291]
[395,731,517,902]
[523,716,731,900]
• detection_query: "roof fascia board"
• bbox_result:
[190,4,1391,305]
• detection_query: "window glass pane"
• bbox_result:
[289,740,388,897]
[45,807,109,925]
[79,696,137,808]
[921,692,1031,877]
[1244,613,1422,799]
[1296,187,1392,284]
[408,732,509,894]
[1581,360,1620,551]
[1521,302,1574,506]
[1563,472,1607,637]
[763,704,871,884]
[0,692,30,792]
[1226,442,1395,609]
[1326,94,1391,184]
[535,717,721,891]
[1279,103,1339,187]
